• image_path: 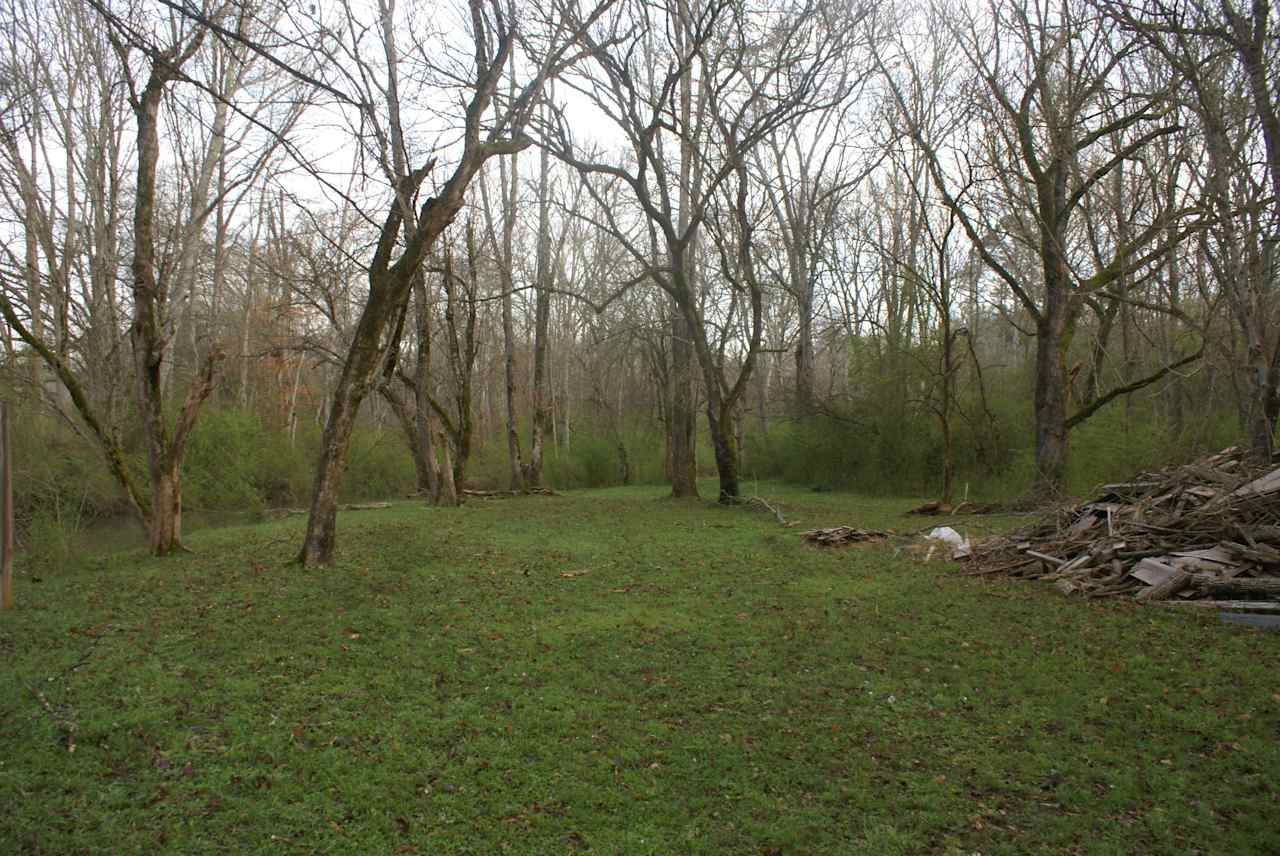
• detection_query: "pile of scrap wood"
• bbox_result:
[802,526,890,546]
[963,447,1280,611]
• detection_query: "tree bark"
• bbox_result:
[299,161,507,565]
[669,305,698,498]
[411,275,442,501]
[124,27,223,555]
[381,383,432,493]
[795,287,815,415]
[1032,299,1072,497]
[296,0,569,563]
[495,152,526,491]
[706,396,740,502]
[527,119,553,489]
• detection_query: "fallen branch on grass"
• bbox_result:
[268,502,393,518]
[907,500,1002,515]
[744,496,787,526]
[28,645,95,753]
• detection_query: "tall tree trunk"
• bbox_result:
[411,275,442,501]
[299,308,388,565]
[443,228,480,495]
[706,394,739,502]
[496,152,526,491]
[527,118,553,489]
[127,37,223,556]
[21,142,42,392]
[1032,294,1072,497]
[501,288,523,489]
[940,322,955,507]
[669,305,698,498]
[794,280,815,416]
[1243,308,1278,462]
[300,165,474,565]
[667,0,702,500]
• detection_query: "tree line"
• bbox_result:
[1,0,1276,565]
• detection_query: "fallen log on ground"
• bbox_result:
[460,488,560,499]
[907,500,1001,515]
[268,502,393,518]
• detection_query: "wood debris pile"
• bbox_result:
[965,447,1280,611]
[802,526,890,546]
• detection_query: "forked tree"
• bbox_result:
[296,0,617,565]
[876,0,1205,495]
[546,0,865,501]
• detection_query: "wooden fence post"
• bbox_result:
[1,400,11,610]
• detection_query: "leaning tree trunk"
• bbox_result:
[297,3,533,565]
[299,314,387,566]
[436,423,458,506]
[692,297,760,505]
[415,402,442,503]
[300,169,468,566]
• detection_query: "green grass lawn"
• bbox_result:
[1,482,1277,855]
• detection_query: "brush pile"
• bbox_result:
[964,447,1280,611]
[802,526,890,546]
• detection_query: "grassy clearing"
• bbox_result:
[1,482,1277,855]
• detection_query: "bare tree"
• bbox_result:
[477,83,527,492]
[755,81,873,417]
[547,0,864,501]
[298,0,517,563]
[289,0,617,564]
[877,0,1203,495]
[0,0,297,553]
[525,99,557,489]
[1100,0,1280,460]
[0,0,144,517]
[102,1,236,554]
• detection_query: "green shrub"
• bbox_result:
[10,412,129,553]
[185,408,272,513]
[340,426,416,501]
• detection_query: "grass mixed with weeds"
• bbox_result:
[1,482,1276,855]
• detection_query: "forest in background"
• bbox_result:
[0,0,1275,564]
